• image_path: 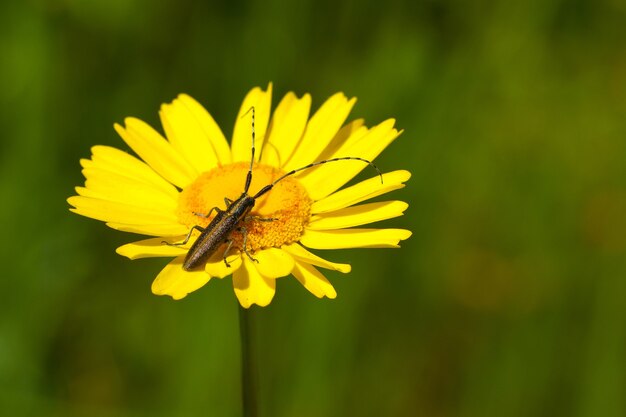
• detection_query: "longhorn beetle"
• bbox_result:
[165,106,383,271]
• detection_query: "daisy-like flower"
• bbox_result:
[68,84,411,308]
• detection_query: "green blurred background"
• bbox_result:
[2,0,626,416]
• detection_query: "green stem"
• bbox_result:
[239,305,258,417]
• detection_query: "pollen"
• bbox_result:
[177,162,312,252]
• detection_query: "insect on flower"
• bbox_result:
[68,84,411,307]
[170,107,383,271]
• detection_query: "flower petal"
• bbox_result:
[159,95,222,173]
[68,196,179,225]
[152,256,211,300]
[298,119,401,201]
[205,248,243,278]
[88,145,179,197]
[116,237,188,260]
[261,92,311,167]
[76,173,178,211]
[314,119,368,162]
[292,261,337,299]
[282,243,351,273]
[231,84,273,163]
[176,94,232,164]
[106,222,189,237]
[284,92,356,172]
[308,201,408,230]
[80,164,177,202]
[115,118,197,188]
[233,257,276,308]
[310,170,411,214]
[300,228,412,249]
[252,248,294,278]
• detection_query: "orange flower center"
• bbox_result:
[177,162,312,253]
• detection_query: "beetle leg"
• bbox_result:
[224,197,233,207]
[162,225,205,246]
[239,226,258,263]
[193,206,222,219]
[222,239,234,267]
[245,214,278,223]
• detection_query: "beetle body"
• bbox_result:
[183,194,255,270]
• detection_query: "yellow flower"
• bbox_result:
[67,84,411,308]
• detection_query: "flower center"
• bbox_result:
[177,162,312,253]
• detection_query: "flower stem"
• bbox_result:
[238,305,258,417]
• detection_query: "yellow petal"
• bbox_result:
[298,119,401,200]
[68,196,179,225]
[115,118,197,188]
[284,92,356,171]
[116,237,188,260]
[176,94,232,164]
[300,228,412,249]
[233,256,276,308]
[308,201,408,230]
[106,222,189,237]
[281,243,351,273]
[76,172,178,211]
[314,119,368,162]
[205,248,243,278]
[231,84,273,163]
[159,95,221,173]
[89,145,179,197]
[261,92,311,167]
[81,163,178,202]
[310,170,411,214]
[252,247,294,278]
[152,256,211,300]
[292,261,337,299]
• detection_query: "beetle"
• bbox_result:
[165,107,382,271]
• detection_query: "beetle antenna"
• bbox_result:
[253,157,383,199]
[242,106,255,193]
